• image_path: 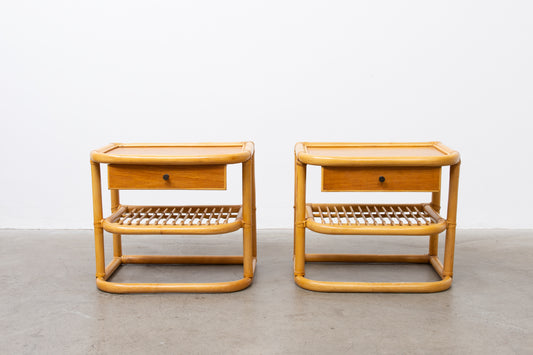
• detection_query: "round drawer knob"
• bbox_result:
[379,176,385,183]
[163,174,170,181]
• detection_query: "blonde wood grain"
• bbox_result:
[295,142,460,167]
[322,166,441,192]
[108,164,226,190]
[91,142,253,165]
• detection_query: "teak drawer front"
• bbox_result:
[108,165,226,190]
[322,166,441,192]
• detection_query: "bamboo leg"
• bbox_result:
[443,162,460,277]
[110,189,122,258]
[294,160,306,276]
[293,157,297,256]
[91,161,105,279]
[429,190,441,256]
[251,154,257,258]
[242,159,254,278]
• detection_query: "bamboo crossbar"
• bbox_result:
[121,255,245,265]
[429,255,444,278]
[104,257,122,280]
[305,254,430,263]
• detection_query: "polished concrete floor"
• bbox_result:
[1,229,532,354]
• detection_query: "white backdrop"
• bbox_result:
[1,1,532,229]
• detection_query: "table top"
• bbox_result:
[91,142,254,165]
[295,142,460,166]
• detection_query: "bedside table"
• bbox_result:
[90,142,256,293]
[293,142,461,292]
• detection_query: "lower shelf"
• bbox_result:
[295,253,450,293]
[97,254,256,293]
[305,203,446,235]
[102,205,243,235]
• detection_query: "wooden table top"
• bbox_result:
[295,142,460,166]
[91,142,254,165]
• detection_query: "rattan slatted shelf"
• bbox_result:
[305,203,446,235]
[294,142,461,293]
[103,205,243,235]
[90,142,256,293]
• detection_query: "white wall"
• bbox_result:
[1,1,532,229]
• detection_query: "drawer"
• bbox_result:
[322,166,441,192]
[108,165,226,190]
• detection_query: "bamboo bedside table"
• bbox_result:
[90,142,256,293]
[293,142,461,293]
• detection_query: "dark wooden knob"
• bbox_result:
[379,176,385,183]
[163,174,170,181]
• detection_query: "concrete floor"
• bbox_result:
[1,229,532,354]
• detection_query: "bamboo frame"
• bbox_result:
[293,142,461,293]
[90,142,256,293]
